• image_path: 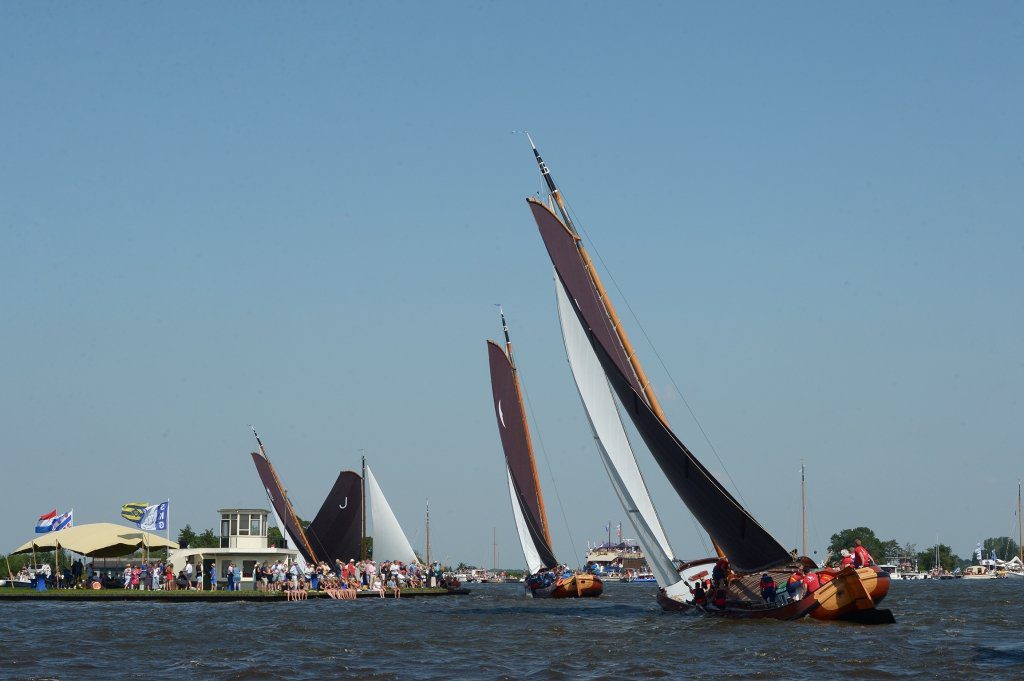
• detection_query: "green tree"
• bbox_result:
[177,524,198,549]
[267,526,283,548]
[827,527,890,563]
[193,528,220,548]
[879,539,901,562]
[982,537,1020,561]
[916,544,962,572]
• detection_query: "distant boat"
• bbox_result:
[487,309,603,598]
[521,135,893,623]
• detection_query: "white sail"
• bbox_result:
[555,273,683,590]
[507,466,545,574]
[365,465,418,564]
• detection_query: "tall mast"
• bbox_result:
[493,527,497,572]
[801,460,807,558]
[525,133,668,427]
[251,426,319,563]
[497,305,554,547]
[425,499,431,567]
[1018,480,1021,563]
[360,451,367,561]
[526,134,725,559]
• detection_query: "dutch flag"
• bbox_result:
[35,509,73,533]
[35,509,57,533]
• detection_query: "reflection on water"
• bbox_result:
[1,580,1022,679]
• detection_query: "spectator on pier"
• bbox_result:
[209,563,218,590]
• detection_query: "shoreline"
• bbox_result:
[0,587,470,602]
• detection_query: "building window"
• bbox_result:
[221,519,230,538]
[230,515,237,535]
[250,516,262,536]
[243,560,256,579]
[238,513,249,535]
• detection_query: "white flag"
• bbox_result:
[139,501,169,532]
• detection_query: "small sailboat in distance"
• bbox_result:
[521,135,893,622]
[487,307,603,598]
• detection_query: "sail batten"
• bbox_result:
[365,465,418,564]
[487,340,558,571]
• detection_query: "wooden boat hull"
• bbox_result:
[530,574,604,598]
[808,566,894,623]
[656,564,893,624]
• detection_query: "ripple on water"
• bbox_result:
[2,580,1023,679]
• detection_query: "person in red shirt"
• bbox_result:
[802,570,821,594]
[853,539,874,567]
[840,549,855,568]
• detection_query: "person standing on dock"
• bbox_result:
[209,563,217,590]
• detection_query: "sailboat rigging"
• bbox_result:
[487,307,603,598]
[521,136,894,622]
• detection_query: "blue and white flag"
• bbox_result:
[138,501,169,532]
[975,543,983,561]
[35,509,72,533]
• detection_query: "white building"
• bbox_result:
[168,508,298,587]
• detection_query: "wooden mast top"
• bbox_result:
[251,426,320,564]
[525,134,725,559]
[498,305,554,549]
[524,133,668,427]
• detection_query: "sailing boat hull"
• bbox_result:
[656,565,893,623]
[529,574,604,599]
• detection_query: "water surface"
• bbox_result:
[1,580,1021,679]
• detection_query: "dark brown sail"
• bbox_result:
[530,199,791,573]
[306,471,363,563]
[250,451,318,564]
[528,200,645,400]
[487,340,558,570]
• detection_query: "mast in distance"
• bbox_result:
[801,461,807,558]
[361,451,367,561]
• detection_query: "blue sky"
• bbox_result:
[2,2,1021,566]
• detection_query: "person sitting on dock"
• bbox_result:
[759,573,777,603]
